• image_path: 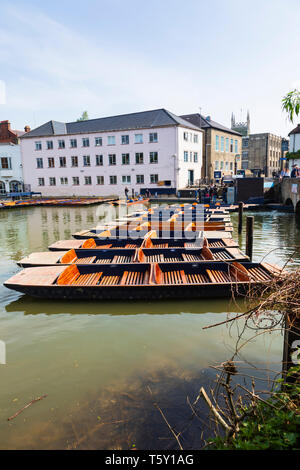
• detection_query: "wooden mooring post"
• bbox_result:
[238,202,243,234]
[245,216,254,260]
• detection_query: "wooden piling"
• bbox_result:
[245,216,254,260]
[238,202,243,234]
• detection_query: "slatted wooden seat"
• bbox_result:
[182,253,205,261]
[72,272,103,285]
[99,275,120,285]
[212,251,231,260]
[112,255,134,263]
[186,273,209,284]
[162,270,187,285]
[209,241,225,248]
[247,266,272,281]
[206,269,232,283]
[94,258,111,264]
[120,271,145,285]
[74,256,97,264]
[145,254,165,262]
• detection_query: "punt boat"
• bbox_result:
[18,245,248,268]
[4,261,283,301]
[48,236,239,252]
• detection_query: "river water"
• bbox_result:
[0,203,299,449]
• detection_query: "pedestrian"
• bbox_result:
[291,164,299,178]
[125,186,129,200]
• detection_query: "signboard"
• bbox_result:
[214,171,222,179]
[227,187,235,204]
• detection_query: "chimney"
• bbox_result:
[24,125,31,133]
[0,120,11,131]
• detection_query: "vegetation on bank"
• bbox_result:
[209,366,300,450]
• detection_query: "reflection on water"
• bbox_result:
[0,204,299,449]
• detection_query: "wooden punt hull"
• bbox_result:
[4,261,282,301]
[18,246,249,268]
[48,236,239,252]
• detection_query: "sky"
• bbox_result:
[0,0,299,137]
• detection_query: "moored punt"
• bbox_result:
[48,235,239,252]
[18,245,249,268]
[4,261,283,301]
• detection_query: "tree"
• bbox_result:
[282,89,300,122]
[77,111,89,122]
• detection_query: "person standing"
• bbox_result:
[125,186,129,200]
[291,164,299,178]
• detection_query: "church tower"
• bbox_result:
[231,110,250,136]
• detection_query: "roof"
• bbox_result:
[21,109,202,138]
[180,113,242,136]
[288,123,300,136]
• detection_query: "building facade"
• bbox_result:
[287,124,300,169]
[246,133,282,177]
[0,121,30,194]
[181,114,242,180]
[20,109,204,197]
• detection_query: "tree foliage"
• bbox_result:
[282,89,300,122]
[77,111,89,122]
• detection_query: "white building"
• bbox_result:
[288,123,300,170]
[0,143,24,194]
[20,109,204,197]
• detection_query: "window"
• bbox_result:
[194,152,198,162]
[110,175,117,185]
[215,135,219,151]
[134,134,143,144]
[149,152,158,164]
[220,161,224,170]
[149,132,158,143]
[230,139,233,152]
[121,135,129,145]
[183,132,188,141]
[135,153,144,164]
[193,134,198,143]
[221,137,224,152]
[71,156,78,167]
[96,155,103,166]
[48,157,55,168]
[49,177,56,186]
[82,138,89,147]
[58,140,65,149]
[109,154,116,165]
[84,176,92,185]
[70,139,77,148]
[122,175,131,184]
[190,152,193,162]
[225,161,229,171]
[226,138,229,152]
[95,137,102,146]
[184,151,188,162]
[136,174,144,184]
[83,155,90,167]
[235,140,238,153]
[108,136,115,145]
[35,141,42,151]
[47,141,53,150]
[59,157,66,168]
[60,177,68,185]
[36,158,43,169]
[215,161,219,170]
[1,157,12,169]
[97,176,104,185]
[230,162,233,171]
[73,177,80,186]
[150,174,158,184]
[38,178,45,186]
[122,153,130,165]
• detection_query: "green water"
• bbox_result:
[0,204,299,449]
